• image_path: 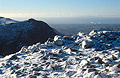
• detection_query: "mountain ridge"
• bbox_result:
[0,17,18,25]
[0,18,59,56]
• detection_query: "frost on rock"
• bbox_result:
[54,35,65,46]
[0,30,120,78]
[82,40,94,49]
[89,30,120,50]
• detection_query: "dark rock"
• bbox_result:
[112,55,117,60]
[49,53,59,57]
[82,69,86,71]
[57,59,63,62]
[15,71,22,75]
[11,65,20,70]
[70,48,78,52]
[97,58,104,64]
[95,48,101,51]
[47,38,54,42]
[11,70,15,74]
[58,50,63,54]
[102,51,108,54]
[62,58,67,61]
[95,71,99,75]
[117,64,120,68]
[34,72,41,76]
[42,57,48,60]
[87,68,97,73]
[52,54,59,57]
[66,71,76,76]
[42,75,49,78]
[75,58,80,60]
[105,64,109,67]
[33,67,42,71]
[63,36,73,40]
[29,75,37,78]
[54,40,64,46]
[9,55,18,60]
[50,57,58,60]
[94,57,100,60]
[24,62,30,65]
[51,64,62,71]
[32,64,38,67]
[79,53,83,55]
[0,69,3,74]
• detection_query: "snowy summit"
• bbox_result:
[0,17,18,25]
[0,30,120,78]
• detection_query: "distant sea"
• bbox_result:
[50,24,120,35]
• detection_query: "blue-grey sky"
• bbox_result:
[0,0,120,18]
[0,0,120,24]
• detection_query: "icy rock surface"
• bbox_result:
[0,30,120,78]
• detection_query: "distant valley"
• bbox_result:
[50,24,120,35]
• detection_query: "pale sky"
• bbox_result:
[0,0,120,18]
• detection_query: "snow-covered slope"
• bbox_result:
[0,30,120,78]
[0,17,18,25]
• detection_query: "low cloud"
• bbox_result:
[0,12,74,18]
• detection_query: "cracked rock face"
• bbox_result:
[0,30,120,78]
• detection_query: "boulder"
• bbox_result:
[54,40,65,46]
[82,40,94,49]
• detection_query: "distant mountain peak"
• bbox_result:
[27,18,38,22]
[0,17,4,19]
[0,17,18,25]
[0,18,59,56]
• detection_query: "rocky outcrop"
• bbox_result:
[0,18,58,56]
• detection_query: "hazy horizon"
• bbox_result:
[4,17,120,24]
[0,0,120,24]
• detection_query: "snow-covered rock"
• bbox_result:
[89,30,120,50]
[0,17,18,25]
[82,40,94,48]
[0,30,120,78]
